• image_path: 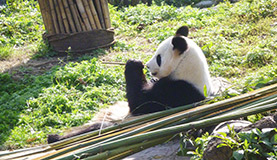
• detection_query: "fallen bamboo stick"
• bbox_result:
[100,0,111,29]
[94,0,105,29]
[68,0,83,32]
[49,0,60,34]
[56,103,277,160]
[63,0,77,33]
[76,0,93,30]
[57,0,71,33]
[1,84,276,160]
[88,0,102,29]
[54,0,65,33]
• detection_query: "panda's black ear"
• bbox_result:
[176,26,189,37]
[172,36,188,54]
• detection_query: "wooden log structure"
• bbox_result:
[37,0,114,53]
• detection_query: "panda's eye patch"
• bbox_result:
[156,54,161,67]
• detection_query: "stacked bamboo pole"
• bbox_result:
[38,0,112,35]
[0,83,276,160]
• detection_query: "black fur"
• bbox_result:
[172,36,188,54]
[176,26,189,37]
[125,60,205,115]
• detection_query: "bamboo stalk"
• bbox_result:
[56,103,277,160]
[37,0,49,33]
[49,0,60,34]
[57,0,71,33]
[38,0,55,34]
[76,0,93,30]
[88,0,102,29]
[68,0,82,32]
[44,1,55,34]
[63,0,77,33]
[53,0,65,33]
[82,136,171,160]
[36,84,277,159]
[100,0,111,29]
[74,2,87,31]
[82,0,97,29]
[2,84,276,160]
[94,0,105,29]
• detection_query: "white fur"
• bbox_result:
[146,36,213,96]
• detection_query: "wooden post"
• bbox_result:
[100,0,111,29]
[38,0,55,34]
[88,0,102,29]
[63,0,77,33]
[49,0,60,34]
[57,0,71,33]
[76,0,92,31]
[53,0,65,33]
[82,0,97,29]
[94,0,105,29]
[74,4,87,31]
[68,0,83,32]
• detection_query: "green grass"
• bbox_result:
[0,0,276,150]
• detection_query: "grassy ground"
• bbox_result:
[0,0,276,151]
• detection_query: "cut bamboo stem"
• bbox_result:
[58,103,277,160]
[82,0,97,29]
[53,0,65,33]
[63,0,77,33]
[68,0,82,32]
[88,0,102,29]
[76,0,92,31]
[57,0,71,33]
[37,0,50,33]
[82,136,171,160]
[94,0,105,29]
[100,0,111,29]
[49,0,60,34]
[74,2,87,31]
[38,0,55,34]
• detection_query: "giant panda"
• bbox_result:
[47,26,212,143]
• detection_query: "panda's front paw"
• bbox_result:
[125,59,144,70]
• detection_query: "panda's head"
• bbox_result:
[146,26,190,79]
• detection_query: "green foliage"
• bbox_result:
[154,0,202,6]
[0,0,48,59]
[181,126,277,160]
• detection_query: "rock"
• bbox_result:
[203,113,277,160]
[194,1,217,8]
[203,137,233,160]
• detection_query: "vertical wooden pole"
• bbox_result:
[82,0,97,29]
[68,0,83,32]
[53,0,65,33]
[76,0,92,30]
[63,0,77,33]
[38,0,55,34]
[88,0,102,29]
[100,0,111,29]
[37,0,49,32]
[94,0,105,29]
[57,0,71,33]
[49,0,60,34]
[74,4,87,31]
